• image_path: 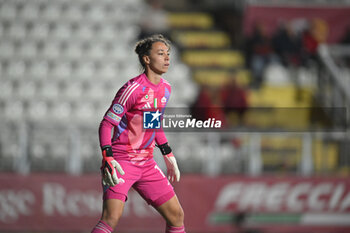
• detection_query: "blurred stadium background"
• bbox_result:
[0,0,350,232]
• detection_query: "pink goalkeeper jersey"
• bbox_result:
[99,73,171,164]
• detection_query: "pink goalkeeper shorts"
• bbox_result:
[102,159,175,207]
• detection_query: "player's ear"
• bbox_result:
[143,55,150,65]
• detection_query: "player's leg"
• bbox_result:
[91,199,125,233]
[155,195,185,232]
[102,199,125,228]
[133,160,186,233]
[92,161,139,233]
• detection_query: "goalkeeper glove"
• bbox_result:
[158,143,180,182]
[101,145,125,187]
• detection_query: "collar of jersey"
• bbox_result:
[142,73,163,89]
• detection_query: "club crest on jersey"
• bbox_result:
[143,110,161,129]
[113,104,124,114]
[161,97,167,103]
[141,89,154,102]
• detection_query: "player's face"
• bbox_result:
[146,41,170,75]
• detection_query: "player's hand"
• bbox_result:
[101,146,125,187]
[164,152,180,182]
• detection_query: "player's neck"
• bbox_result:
[144,70,161,85]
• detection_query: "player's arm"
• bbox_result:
[156,130,180,182]
[99,120,125,186]
[99,82,138,186]
[155,82,180,182]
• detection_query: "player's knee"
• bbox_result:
[177,207,185,224]
[170,205,185,226]
[102,211,122,229]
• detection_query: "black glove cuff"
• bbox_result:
[102,145,113,157]
[157,143,172,155]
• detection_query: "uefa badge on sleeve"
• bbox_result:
[143,110,161,129]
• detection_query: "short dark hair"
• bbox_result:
[134,34,171,70]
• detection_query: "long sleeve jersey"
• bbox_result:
[99,73,171,165]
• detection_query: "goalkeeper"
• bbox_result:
[91,34,185,233]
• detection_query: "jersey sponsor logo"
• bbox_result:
[113,104,124,114]
[141,102,152,109]
[106,111,121,122]
[143,110,161,129]
[161,97,167,103]
[119,82,139,105]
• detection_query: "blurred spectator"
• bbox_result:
[300,19,327,66]
[301,27,318,64]
[339,25,350,65]
[272,21,302,67]
[191,85,212,109]
[340,25,350,45]
[190,85,227,126]
[138,0,170,39]
[220,78,248,126]
[245,22,275,88]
